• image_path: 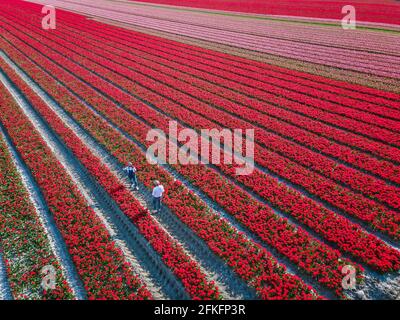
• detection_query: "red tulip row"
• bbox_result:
[57,18,400,125]
[0,31,371,298]
[3,1,400,284]
[8,20,397,237]
[7,17,398,244]
[3,23,398,271]
[0,40,318,300]
[0,80,152,300]
[3,1,400,298]
[10,15,398,237]
[3,39,372,299]
[0,58,220,301]
[0,132,73,300]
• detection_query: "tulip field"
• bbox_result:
[0,0,399,300]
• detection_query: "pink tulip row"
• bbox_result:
[130,5,400,55]
[103,8,400,69]
[0,76,152,300]
[127,0,400,26]
[0,36,320,300]
[27,0,400,79]
[108,0,400,54]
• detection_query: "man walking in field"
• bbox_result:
[123,162,139,190]
[152,180,164,213]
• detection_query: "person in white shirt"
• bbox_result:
[152,180,164,213]
[123,162,139,190]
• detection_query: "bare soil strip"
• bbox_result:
[0,250,12,300]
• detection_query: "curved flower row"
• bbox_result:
[0,80,151,300]
[0,40,318,300]
[0,31,367,298]
[0,133,73,300]
[10,20,397,238]
[0,59,220,300]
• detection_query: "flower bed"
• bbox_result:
[0,59,220,301]
[125,0,400,26]
[0,37,319,300]
[0,133,73,299]
[0,33,362,298]
[1,1,399,300]
[5,18,396,239]
[0,81,151,300]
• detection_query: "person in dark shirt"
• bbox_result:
[123,162,139,190]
